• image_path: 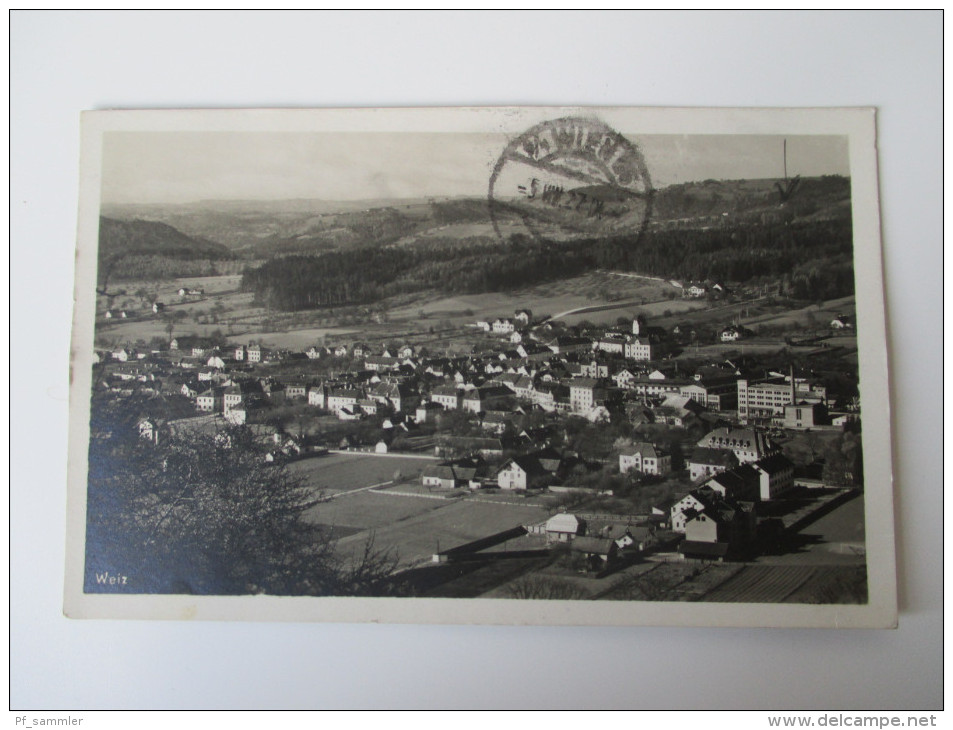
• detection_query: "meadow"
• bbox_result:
[288,452,437,497]
[291,452,549,570]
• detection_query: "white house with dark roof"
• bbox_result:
[196,387,224,413]
[619,442,672,476]
[327,388,363,416]
[430,384,462,411]
[671,490,720,533]
[496,454,552,490]
[624,336,658,361]
[688,284,708,298]
[365,355,400,372]
[613,369,638,389]
[492,318,516,334]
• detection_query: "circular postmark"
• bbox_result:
[488,117,653,246]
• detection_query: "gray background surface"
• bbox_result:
[10,10,942,710]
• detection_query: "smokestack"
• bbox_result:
[790,364,795,405]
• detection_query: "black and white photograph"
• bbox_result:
[64,106,896,627]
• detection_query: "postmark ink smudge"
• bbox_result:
[488,117,653,248]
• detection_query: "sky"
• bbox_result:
[100,131,850,205]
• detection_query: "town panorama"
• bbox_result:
[83,132,866,605]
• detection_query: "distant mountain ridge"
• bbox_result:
[100,176,851,258]
[102,176,850,253]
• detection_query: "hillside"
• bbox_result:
[100,176,856,308]
[101,197,463,251]
[97,217,235,288]
[102,177,850,258]
[650,176,851,227]
[99,217,231,260]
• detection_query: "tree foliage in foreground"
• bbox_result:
[85,398,397,595]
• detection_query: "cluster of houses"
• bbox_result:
[419,422,800,564]
[103,300,167,320]
[665,280,729,299]
[97,305,844,459]
[93,301,861,569]
[522,511,658,573]
[507,425,800,567]
[102,287,212,322]
[669,427,796,559]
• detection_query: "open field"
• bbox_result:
[303,489,445,530]
[394,220,502,244]
[324,495,550,569]
[288,453,436,496]
[674,341,790,359]
[226,327,359,350]
[556,297,704,326]
[649,294,855,332]
[388,290,592,322]
[386,271,682,325]
[741,295,855,330]
[98,269,856,359]
[96,318,233,345]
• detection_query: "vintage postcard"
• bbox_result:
[65,107,896,627]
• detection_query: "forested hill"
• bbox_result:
[97,217,235,287]
[242,214,855,311]
[98,217,231,261]
[650,175,851,224]
[238,176,855,311]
